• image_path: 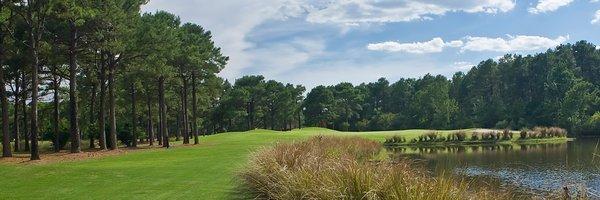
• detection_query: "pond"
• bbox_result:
[389,139,600,198]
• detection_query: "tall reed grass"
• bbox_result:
[239,136,506,200]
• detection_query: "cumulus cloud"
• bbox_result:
[368,35,568,53]
[528,0,573,14]
[367,38,463,53]
[461,35,569,52]
[592,10,600,24]
[305,0,515,24]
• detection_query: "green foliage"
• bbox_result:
[301,42,600,135]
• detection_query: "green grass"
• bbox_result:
[0,127,565,199]
[0,128,427,200]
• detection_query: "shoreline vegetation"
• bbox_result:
[238,135,586,200]
[383,126,571,147]
[238,136,508,200]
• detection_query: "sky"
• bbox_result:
[142,0,600,89]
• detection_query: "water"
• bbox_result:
[389,139,600,197]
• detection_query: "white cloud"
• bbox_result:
[305,0,515,24]
[452,62,475,70]
[592,10,600,24]
[528,0,573,14]
[367,38,462,53]
[142,0,307,80]
[461,35,569,52]
[246,38,326,76]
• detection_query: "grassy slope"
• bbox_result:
[0,128,433,200]
[0,128,550,199]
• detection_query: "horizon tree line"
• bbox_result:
[303,41,600,135]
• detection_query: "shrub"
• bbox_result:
[547,127,567,137]
[448,131,467,142]
[384,135,406,145]
[425,131,438,142]
[42,129,70,150]
[519,129,528,139]
[471,132,480,141]
[501,129,512,140]
[239,136,503,200]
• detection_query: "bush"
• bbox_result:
[384,135,406,145]
[447,131,466,142]
[547,127,567,137]
[481,131,499,141]
[425,132,438,142]
[339,122,350,131]
[519,129,528,139]
[471,132,480,141]
[501,129,512,140]
[42,130,70,150]
[117,123,133,147]
[239,136,503,199]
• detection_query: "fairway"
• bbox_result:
[0,128,434,200]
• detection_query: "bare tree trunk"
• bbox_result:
[191,72,198,144]
[68,24,81,153]
[131,83,137,148]
[89,82,97,149]
[13,75,20,152]
[52,66,60,152]
[159,76,169,148]
[108,61,117,150]
[98,55,107,150]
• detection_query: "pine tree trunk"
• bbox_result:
[146,87,154,146]
[98,55,107,150]
[68,24,81,153]
[182,77,189,144]
[52,67,60,152]
[159,76,169,148]
[13,75,20,152]
[89,82,97,149]
[0,40,11,157]
[192,72,198,144]
[131,83,137,148]
[157,81,163,146]
[22,73,29,152]
[29,29,40,160]
[108,61,117,150]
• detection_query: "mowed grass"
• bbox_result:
[0,128,461,200]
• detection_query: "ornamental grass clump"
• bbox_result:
[446,131,467,142]
[520,129,528,139]
[239,136,504,200]
[501,129,513,140]
[384,135,406,145]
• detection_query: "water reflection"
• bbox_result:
[388,140,600,196]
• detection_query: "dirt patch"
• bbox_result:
[0,144,186,165]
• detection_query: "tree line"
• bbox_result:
[303,41,600,135]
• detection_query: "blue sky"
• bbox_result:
[142,0,600,89]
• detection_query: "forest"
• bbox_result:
[1,0,599,161]
[303,43,600,134]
